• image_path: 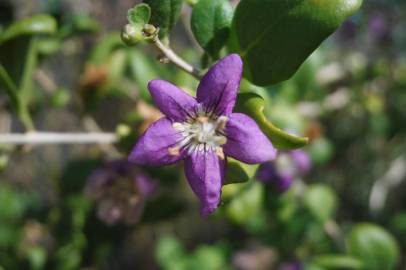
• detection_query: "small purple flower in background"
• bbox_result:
[368,13,391,43]
[85,159,157,225]
[257,150,311,193]
[129,54,276,216]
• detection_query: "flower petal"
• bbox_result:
[148,79,197,122]
[129,117,185,166]
[196,54,243,116]
[184,149,225,216]
[224,113,277,164]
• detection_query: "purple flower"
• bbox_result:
[257,150,311,193]
[129,54,276,216]
[85,159,157,225]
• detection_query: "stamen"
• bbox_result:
[172,122,184,131]
[215,147,225,160]
[196,116,209,123]
[170,107,228,157]
[168,146,181,156]
[216,116,228,130]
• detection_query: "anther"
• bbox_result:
[215,147,225,160]
[168,146,181,156]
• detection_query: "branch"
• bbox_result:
[151,36,202,80]
[0,132,118,145]
[369,155,406,214]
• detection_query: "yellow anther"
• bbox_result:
[168,146,181,156]
[215,147,225,160]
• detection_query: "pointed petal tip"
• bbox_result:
[225,53,243,65]
[200,204,218,217]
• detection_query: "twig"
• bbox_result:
[151,36,202,80]
[369,155,406,214]
[82,116,122,158]
[0,132,117,145]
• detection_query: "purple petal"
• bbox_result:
[196,54,243,116]
[148,80,197,122]
[184,150,225,216]
[224,113,277,164]
[129,117,185,166]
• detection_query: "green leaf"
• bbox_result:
[304,184,337,223]
[230,0,363,86]
[235,92,308,149]
[224,158,258,185]
[143,0,183,38]
[312,255,364,269]
[223,182,263,225]
[155,236,185,269]
[128,4,151,26]
[191,0,233,59]
[346,223,400,270]
[0,14,57,45]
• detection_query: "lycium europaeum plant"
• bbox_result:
[129,54,276,215]
[120,0,364,216]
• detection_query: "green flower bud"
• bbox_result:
[121,24,143,46]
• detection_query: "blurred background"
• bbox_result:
[0,0,405,269]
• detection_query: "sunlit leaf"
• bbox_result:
[230,0,363,86]
[191,0,233,59]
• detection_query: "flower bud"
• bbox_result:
[121,24,143,46]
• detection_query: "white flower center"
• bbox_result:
[169,107,228,159]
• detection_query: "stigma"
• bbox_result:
[169,108,228,159]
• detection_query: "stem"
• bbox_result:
[0,132,118,145]
[152,36,202,80]
[0,64,35,131]
[0,64,20,111]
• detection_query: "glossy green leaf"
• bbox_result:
[312,255,364,269]
[143,0,183,38]
[304,184,337,222]
[346,223,400,270]
[128,4,151,26]
[0,14,57,45]
[224,158,258,185]
[235,92,308,149]
[191,0,233,59]
[230,0,363,86]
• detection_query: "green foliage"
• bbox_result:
[127,4,151,26]
[0,15,57,45]
[222,182,263,225]
[143,0,183,39]
[346,223,400,270]
[312,254,364,269]
[223,158,258,185]
[155,236,230,270]
[235,91,308,149]
[191,0,233,60]
[230,0,363,86]
[122,4,152,46]
[304,184,337,223]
